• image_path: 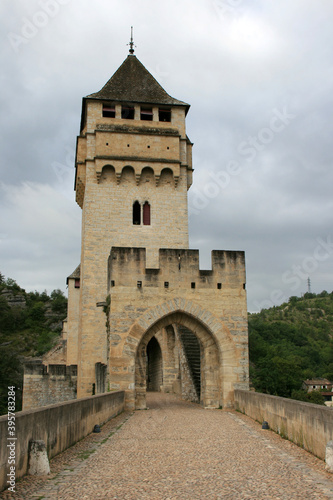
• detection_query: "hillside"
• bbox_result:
[249,291,333,402]
[0,273,67,414]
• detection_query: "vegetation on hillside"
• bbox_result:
[249,291,333,404]
[0,272,67,414]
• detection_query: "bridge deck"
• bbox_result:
[2,393,333,499]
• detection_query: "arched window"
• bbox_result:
[143,201,151,225]
[133,201,141,225]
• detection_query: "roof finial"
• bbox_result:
[128,26,135,55]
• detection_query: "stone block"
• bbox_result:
[28,440,50,476]
[326,441,333,473]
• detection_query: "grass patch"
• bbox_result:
[77,448,96,461]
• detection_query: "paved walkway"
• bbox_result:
[2,393,333,499]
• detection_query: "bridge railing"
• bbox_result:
[0,391,124,492]
[234,389,333,459]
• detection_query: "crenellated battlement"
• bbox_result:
[24,361,77,377]
[108,247,246,290]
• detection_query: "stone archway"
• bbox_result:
[134,311,221,410]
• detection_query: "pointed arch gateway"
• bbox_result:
[134,309,223,410]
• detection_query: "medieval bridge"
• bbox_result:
[1,392,333,499]
[4,45,332,499]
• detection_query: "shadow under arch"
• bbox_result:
[120,165,136,184]
[146,335,163,392]
[100,164,116,183]
[139,166,155,185]
[159,167,174,187]
[134,310,222,410]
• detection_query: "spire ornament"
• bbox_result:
[127,26,136,55]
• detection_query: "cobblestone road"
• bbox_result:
[2,393,333,499]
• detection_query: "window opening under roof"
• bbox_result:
[159,108,171,122]
[141,106,153,121]
[122,105,135,119]
[102,104,115,118]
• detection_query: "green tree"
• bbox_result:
[0,345,23,414]
[307,391,326,405]
[50,289,67,314]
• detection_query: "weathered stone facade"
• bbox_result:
[22,50,249,411]
[23,361,77,409]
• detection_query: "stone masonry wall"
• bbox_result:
[107,247,249,409]
[177,336,199,403]
[22,362,77,411]
[235,389,333,460]
[0,391,124,492]
[65,277,80,365]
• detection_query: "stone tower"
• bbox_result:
[75,51,193,399]
[23,46,249,411]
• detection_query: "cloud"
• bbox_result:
[0,182,81,293]
[0,0,332,311]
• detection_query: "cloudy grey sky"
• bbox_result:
[1,0,332,312]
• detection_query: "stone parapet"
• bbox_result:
[108,247,246,289]
[235,389,333,460]
[0,391,124,492]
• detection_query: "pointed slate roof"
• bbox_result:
[66,265,80,285]
[86,55,190,111]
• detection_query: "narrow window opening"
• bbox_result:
[141,106,153,121]
[159,108,171,122]
[110,280,115,287]
[74,279,80,289]
[102,104,115,118]
[106,142,109,146]
[243,283,246,290]
[133,201,141,225]
[164,282,169,288]
[92,383,96,395]
[147,145,150,148]
[217,283,222,290]
[137,281,142,288]
[143,201,151,226]
[191,282,196,289]
[122,105,135,119]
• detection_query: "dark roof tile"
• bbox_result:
[67,265,80,283]
[86,55,189,109]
